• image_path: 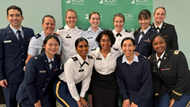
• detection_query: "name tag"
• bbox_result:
[79,69,84,72]
[4,40,12,43]
[96,58,102,60]
[39,70,46,73]
[87,37,93,39]
[66,36,71,38]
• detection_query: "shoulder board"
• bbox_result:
[88,55,93,59]
[113,48,119,51]
[139,55,147,59]
[148,55,152,59]
[59,27,64,30]
[34,33,41,39]
[71,57,78,61]
[78,27,83,30]
[125,30,131,33]
[0,28,5,33]
[174,50,180,55]
[91,49,96,51]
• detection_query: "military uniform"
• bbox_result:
[151,22,179,50]
[149,50,190,106]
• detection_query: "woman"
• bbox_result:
[134,9,159,58]
[26,15,62,64]
[152,7,178,50]
[82,11,103,51]
[149,35,190,107]
[16,35,63,107]
[90,30,121,107]
[54,38,94,107]
[116,37,153,107]
[57,9,83,64]
[112,13,134,53]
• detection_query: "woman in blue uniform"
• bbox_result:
[90,30,121,107]
[116,37,153,107]
[82,11,103,51]
[57,9,83,64]
[151,7,178,50]
[149,35,190,107]
[53,38,94,107]
[25,15,62,64]
[16,35,63,107]
[134,9,159,58]
[112,13,134,53]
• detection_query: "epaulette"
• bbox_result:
[71,57,78,61]
[0,28,5,34]
[113,48,119,51]
[148,55,152,59]
[91,49,96,51]
[59,27,64,30]
[174,50,180,55]
[88,55,93,59]
[125,30,131,33]
[35,33,41,39]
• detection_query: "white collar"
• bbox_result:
[140,26,151,34]
[64,24,78,31]
[156,51,165,60]
[45,53,54,63]
[113,28,125,34]
[9,25,23,34]
[87,27,101,33]
[154,22,163,29]
[76,53,89,64]
[122,54,139,65]
[41,31,47,40]
[95,47,116,54]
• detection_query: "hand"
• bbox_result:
[169,99,175,107]
[131,102,138,107]
[80,97,90,107]
[0,79,8,87]
[77,100,83,107]
[34,100,42,107]
[135,52,140,56]
[23,66,26,71]
[123,99,130,107]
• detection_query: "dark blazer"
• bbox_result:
[135,28,159,58]
[151,22,179,50]
[0,25,34,83]
[16,52,63,105]
[149,50,190,101]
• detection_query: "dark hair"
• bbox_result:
[113,13,125,23]
[121,37,135,47]
[154,6,166,15]
[150,34,166,46]
[89,11,100,20]
[42,35,61,61]
[75,38,88,49]
[96,30,115,48]
[42,15,55,24]
[7,5,23,16]
[134,9,151,36]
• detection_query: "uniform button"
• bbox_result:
[21,46,24,48]
[23,59,25,62]
[43,88,45,91]
[22,53,24,55]
[47,78,49,80]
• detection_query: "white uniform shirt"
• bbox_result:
[90,47,121,75]
[112,29,134,53]
[57,25,83,64]
[59,54,94,101]
[28,30,62,56]
[81,27,103,51]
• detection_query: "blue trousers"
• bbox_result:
[20,101,51,107]
[53,80,82,107]
[157,94,190,107]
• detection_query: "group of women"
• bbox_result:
[0,6,190,107]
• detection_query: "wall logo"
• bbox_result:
[131,0,149,5]
[66,0,85,5]
[85,13,103,21]
[99,0,117,5]
[124,13,134,20]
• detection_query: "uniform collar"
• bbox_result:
[122,54,139,65]
[113,28,125,35]
[41,30,47,40]
[87,27,102,33]
[64,24,78,31]
[140,26,151,34]
[45,52,54,63]
[154,22,163,29]
[76,53,89,65]
[156,50,165,60]
[9,25,23,35]
[95,47,116,54]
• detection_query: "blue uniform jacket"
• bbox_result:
[135,28,159,58]
[0,25,34,83]
[16,52,63,105]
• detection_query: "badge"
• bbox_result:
[79,69,84,72]
[161,68,170,71]
[66,34,71,38]
[39,70,46,73]
[4,40,12,43]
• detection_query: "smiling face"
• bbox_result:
[76,40,89,59]
[154,8,166,24]
[42,17,55,36]
[65,11,77,28]
[89,13,100,29]
[152,36,166,57]
[100,35,111,51]
[44,38,59,58]
[139,16,151,31]
[113,16,124,33]
[7,9,23,30]
[122,39,135,58]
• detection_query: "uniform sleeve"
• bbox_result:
[116,58,129,100]
[64,60,80,101]
[25,58,38,104]
[27,37,39,56]
[170,51,189,101]
[133,59,153,105]
[80,70,92,97]
[171,26,179,50]
[0,31,5,80]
